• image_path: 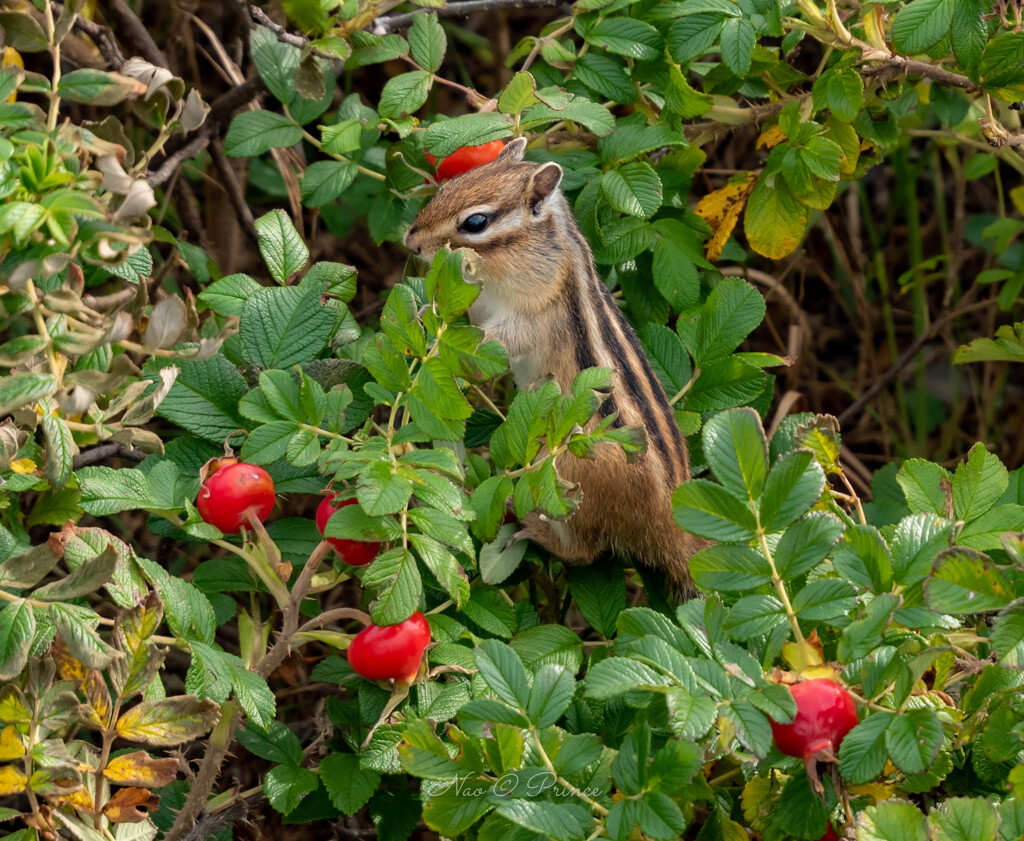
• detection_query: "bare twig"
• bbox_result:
[248,5,345,62]
[97,0,170,68]
[148,133,212,186]
[372,0,560,33]
[53,2,126,67]
[71,442,147,469]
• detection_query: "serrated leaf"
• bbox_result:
[115,696,219,747]
[224,111,302,157]
[254,209,308,284]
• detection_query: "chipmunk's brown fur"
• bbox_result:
[405,138,702,595]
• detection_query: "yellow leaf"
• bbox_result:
[1010,185,1024,217]
[10,458,37,475]
[695,172,758,260]
[783,633,825,673]
[744,176,809,260]
[104,751,179,788]
[850,780,896,801]
[757,124,786,150]
[741,774,780,828]
[0,726,24,760]
[0,686,31,725]
[0,764,28,796]
[51,787,95,812]
[2,48,22,104]
[53,637,86,683]
[115,696,220,747]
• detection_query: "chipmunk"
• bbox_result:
[404,137,702,596]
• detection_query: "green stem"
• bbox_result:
[530,726,609,816]
[299,127,386,181]
[756,528,805,645]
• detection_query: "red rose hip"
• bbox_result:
[197,462,275,534]
[316,495,381,567]
[425,139,505,181]
[770,678,858,759]
[347,612,432,682]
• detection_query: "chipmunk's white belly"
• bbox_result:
[469,290,550,389]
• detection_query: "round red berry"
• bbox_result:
[196,462,275,534]
[347,612,432,682]
[425,139,505,181]
[770,679,858,760]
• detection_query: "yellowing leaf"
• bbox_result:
[10,458,37,474]
[53,637,86,683]
[0,725,24,760]
[851,780,897,801]
[757,124,786,150]
[741,773,782,828]
[783,633,825,673]
[52,787,95,812]
[0,686,31,725]
[744,176,809,260]
[695,171,758,260]
[104,751,179,788]
[1011,185,1024,217]
[2,48,22,103]
[103,786,159,823]
[0,764,27,796]
[115,696,220,747]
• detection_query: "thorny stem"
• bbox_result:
[529,726,609,816]
[756,528,805,645]
[93,697,124,829]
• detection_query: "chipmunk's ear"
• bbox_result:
[497,137,527,163]
[528,163,562,214]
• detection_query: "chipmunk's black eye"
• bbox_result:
[459,213,489,234]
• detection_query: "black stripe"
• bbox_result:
[563,271,599,375]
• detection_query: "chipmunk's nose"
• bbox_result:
[404,224,420,254]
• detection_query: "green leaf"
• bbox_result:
[520,96,615,137]
[703,408,768,500]
[792,578,857,620]
[77,466,158,515]
[925,547,1012,613]
[228,661,276,729]
[567,563,627,638]
[424,114,513,158]
[832,524,894,593]
[692,277,766,367]
[357,462,413,516]
[601,163,662,218]
[265,763,319,814]
[0,600,35,681]
[839,713,893,784]
[34,546,116,601]
[856,800,928,841]
[422,788,494,835]
[251,25,300,102]
[527,664,574,728]
[324,506,402,542]
[321,753,381,815]
[891,0,954,55]
[837,593,899,662]
[362,548,422,626]
[979,32,1024,102]
[722,698,772,757]
[498,71,540,115]
[240,284,334,369]
[197,273,263,317]
[495,800,590,841]
[255,209,309,284]
[474,639,530,708]
[928,797,999,841]
[952,442,1008,522]
[991,601,1024,667]
[585,657,669,699]
[672,479,759,542]
[301,160,358,207]
[57,68,142,105]
[884,708,943,775]
[774,512,844,578]
[813,67,864,123]
[776,769,829,840]
[950,0,986,74]
[719,16,755,76]
[650,225,702,311]
[224,111,303,157]
[379,71,431,119]
[667,14,725,63]
[722,595,786,640]
[759,450,825,532]
[641,323,693,397]
[0,372,58,415]
[237,720,302,765]
[896,458,952,516]
[409,13,446,73]
[585,17,661,60]
[689,544,771,591]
